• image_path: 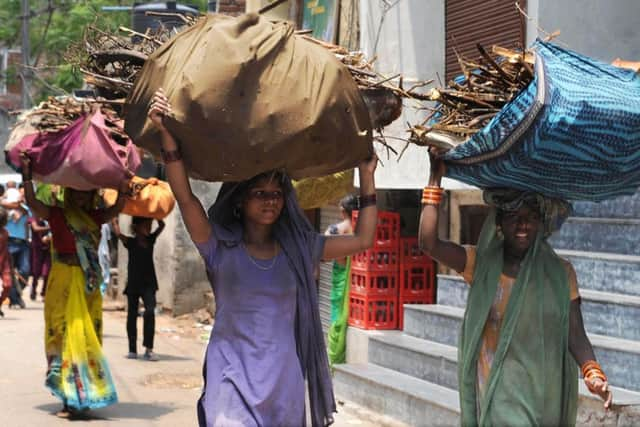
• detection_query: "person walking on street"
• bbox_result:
[148,88,379,427]
[418,150,612,426]
[20,153,128,418]
[114,216,165,361]
[1,187,30,309]
[0,208,14,318]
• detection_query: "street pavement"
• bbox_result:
[0,296,393,427]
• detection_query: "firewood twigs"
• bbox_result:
[18,96,129,144]
[407,43,535,151]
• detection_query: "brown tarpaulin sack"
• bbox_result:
[124,13,373,182]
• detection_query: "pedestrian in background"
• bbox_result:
[114,216,165,361]
[1,185,30,309]
[29,217,51,300]
[148,88,379,427]
[325,194,358,366]
[0,208,13,318]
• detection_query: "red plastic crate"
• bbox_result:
[348,292,398,330]
[351,246,399,272]
[350,267,398,297]
[400,237,431,265]
[399,262,436,299]
[352,211,400,248]
[398,295,434,330]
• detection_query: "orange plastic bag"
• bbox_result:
[104,177,175,220]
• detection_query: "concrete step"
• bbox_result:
[581,289,640,341]
[572,192,640,219]
[435,275,468,308]
[435,275,640,341]
[438,251,640,299]
[402,304,640,392]
[369,332,459,390]
[367,332,640,408]
[334,362,640,426]
[333,363,460,426]
[556,250,640,297]
[549,217,640,255]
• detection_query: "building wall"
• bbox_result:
[359,0,473,190]
[533,0,640,61]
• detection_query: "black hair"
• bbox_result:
[0,207,7,228]
[131,216,152,234]
[339,194,358,216]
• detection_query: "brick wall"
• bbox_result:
[217,0,246,15]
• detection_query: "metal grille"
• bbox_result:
[318,204,343,333]
[445,0,526,81]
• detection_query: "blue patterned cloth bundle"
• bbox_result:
[443,40,640,202]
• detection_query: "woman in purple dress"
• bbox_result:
[148,89,379,426]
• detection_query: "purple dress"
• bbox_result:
[196,230,325,427]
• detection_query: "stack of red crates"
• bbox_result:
[348,211,400,330]
[398,237,436,329]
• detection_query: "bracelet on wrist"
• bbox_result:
[358,193,377,209]
[161,148,182,163]
[581,360,607,391]
[422,186,444,205]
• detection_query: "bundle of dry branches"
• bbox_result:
[66,15,433,131]
[22,96,129,144]
[65,13,199,100]
[408,44,535,151]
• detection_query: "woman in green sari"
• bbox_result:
[325,194,358,366]
[418,152,612,426]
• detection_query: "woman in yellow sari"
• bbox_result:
[21,154,129,418]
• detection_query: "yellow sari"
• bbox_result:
[44,205,117,410]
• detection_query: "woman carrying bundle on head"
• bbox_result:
[148,88,378,427]
[20,154,129,418]
[418,150,613,426]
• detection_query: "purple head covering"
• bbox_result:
[208,173,336,427]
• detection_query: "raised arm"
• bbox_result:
[151,219,165,238]
[20,153,50,220]
[418,150,467,273]
[322,155,378,260]
[111,218,129,246]
[148,89,211,244]
[102,180,130,222]
[30,219,50,233]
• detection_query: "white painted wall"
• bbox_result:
[359,0,472,190]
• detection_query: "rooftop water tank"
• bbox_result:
[132,2,199,34]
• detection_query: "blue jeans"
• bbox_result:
[8,239,30,305]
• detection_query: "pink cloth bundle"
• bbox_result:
[6,111,140,190]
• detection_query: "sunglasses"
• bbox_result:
[248,190,284,201]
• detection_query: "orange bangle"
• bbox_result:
[422,198,442,206]
[581,360,602,377]
[423,186,443,197]
[585,369,607,381]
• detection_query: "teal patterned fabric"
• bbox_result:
[444,40,640,202]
